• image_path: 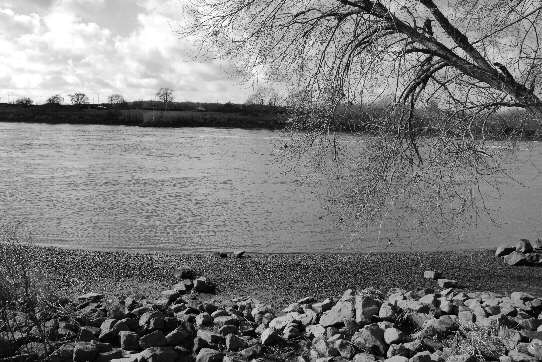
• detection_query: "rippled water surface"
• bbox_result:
[0,122,541,253]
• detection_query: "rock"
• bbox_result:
[96,348,123,361]
[174,267,195,280]
[78,292,104,302]
[508,350,537,362]
[218,325,238,336]
[226,333,248,351]
[334,338,355,359]
[384,328,403,344]
[165,326,192,346]
[423,271,439,280]
[139,346,179,362]
[194,277,214,293]
[139,330,166,349]
[48,343,75,361]
[233,250,246,258]
[504,251,527,266]
[118,331,138,351]
[527,339,542,359]
[352,353,379,362]
[213,315,239,328]
[351,324,387,356]
[379,302,396,319]
[296,309,318,326]
[240,344,263,359]
[355,293,382,324]
[261,328,281,345]
[437,279,457,288]
[196,313,213,327]
[410,351,432,362]
[196,348,224,362]
[73,342,99,362]
[418,294,437,306]
[320,293,355,327]
[496,245,516,257]
[312,298,334,314]
[197,330,225,346]
[385,357,409,362]
[79,326,100,341]
[445,355,477,362]
[283,323,301,339]
[516,239,534,253]
[306,324,326,338]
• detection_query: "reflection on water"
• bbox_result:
[0,122,541,253]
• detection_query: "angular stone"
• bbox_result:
[165,326,192,346]
[197,330,225,346]
[139,346,179,362]
[355,294,382,324]
[78,292,104,302]
[351,324,387,356]
[73,342,98,362]
[196,313,213,327]
[496,245,515,257]
[353,353,378,362]
[504,251,527,266]
[194,277,214,293]
[384,328,403,344]
[320,298,355,327]
[226,333,248,351]
[219,325,238,336]
[240,344,263,359]
[120,331,139,350]
[423,271,439,280]
[196,348,224,362]
[139,330,166,349]
[437,279,457,288]
[516,239,534,253]
[261,328,281,345]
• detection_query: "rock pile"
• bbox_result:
[2,269,542,361]
[496,239,542,266]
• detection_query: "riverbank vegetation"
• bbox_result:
[0,102,539,139]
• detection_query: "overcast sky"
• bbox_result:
[0,0,252,104]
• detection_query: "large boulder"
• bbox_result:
[496,245,515,257]
[320,290,355,327]
[355,292,382,324]
[139,346,179,362]
[504,251,527,266]
[351,324,387,356]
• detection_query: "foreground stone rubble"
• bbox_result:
[2,268,542,361]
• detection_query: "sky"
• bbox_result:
[0,0,252,104]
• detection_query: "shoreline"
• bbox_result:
[4,244,542,307]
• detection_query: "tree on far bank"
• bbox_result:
[46,94,64,105]
[156,88,174,110]
[108,94,125,105]
[15,97,33,106]
[69,93,89,105]
[184,0,542,244]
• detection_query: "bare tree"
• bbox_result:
[108,94,125,105]
[156,88,174,110]
[184,0,542,243]
[186,0,542,116]
[46,94,64,105]
[15,97,33,107]
[69,93,89,105]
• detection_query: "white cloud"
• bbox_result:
[0,1,250,103]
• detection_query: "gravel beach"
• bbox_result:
[6,245,542,306]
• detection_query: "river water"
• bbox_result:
[0,122,541,253]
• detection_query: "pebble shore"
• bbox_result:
[8,246,542,305]
[2,245,542,361]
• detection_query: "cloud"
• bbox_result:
[0,1,250,103]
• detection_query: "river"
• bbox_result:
[0,122,541,253]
